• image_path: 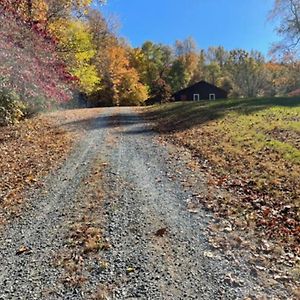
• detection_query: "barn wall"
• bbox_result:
[173,82,227,101]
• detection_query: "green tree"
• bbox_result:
[130,41,173,95]
[226,49,270,97]
[168,37,198,91]
[204,62,222,85]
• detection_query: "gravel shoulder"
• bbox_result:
[0,108,103,226]
[0,107,294,299]
[0,109,109,299]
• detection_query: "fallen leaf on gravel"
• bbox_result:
[186,199,200,213]
[187,208,199,214]
[25,175,38,183]
[100,242,112,251]
[203,251,215,259]
[292,287,300,298]
[221,220,233,232]
[100,261,109,270]
[155,227,168,237]
[256,265,266,271]
[16,245,32,255]
[208,237,221,249]
[260,240,274,253]
[224,273,244,287]
[273,274,291,282]
[126,267,135,273]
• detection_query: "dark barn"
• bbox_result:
[173,81,228,101]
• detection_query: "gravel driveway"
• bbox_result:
[0,107,290,299]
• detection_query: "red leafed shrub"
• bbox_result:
[288,89,300,97]
[0,4,75,123]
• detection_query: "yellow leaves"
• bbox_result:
[131,48,145,62]
[72,64,100,94]
[99,260,109,270]
[25,174,38,184]
[73,0,93,9]
[51,20,94,58]
[75,49,96,62]
[108,46,130,74]
[50,19,101,93]
[32,0,48,22]
[106,45,148,105]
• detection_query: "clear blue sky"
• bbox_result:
[99,0,278,57]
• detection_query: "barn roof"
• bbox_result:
[173,80,227,96]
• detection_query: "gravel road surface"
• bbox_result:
[0,107,290,299]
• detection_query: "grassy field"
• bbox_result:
[145,97,300,250]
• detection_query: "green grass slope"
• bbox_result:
[145,97,300,251]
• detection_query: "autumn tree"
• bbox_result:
[189,50,206,84]
[92,44,148,106]
[87,9,112,52]
[49,19,100,94]
[266,62,290,95]
[203,46,229,85]
[152,78,173,103]
[0,2,74,123]
[109,45,148,106]
[130,41,173,95]
[168,37,198,91]
[226,49,271,97]
[168,59,187,92]
[3,0,106,24]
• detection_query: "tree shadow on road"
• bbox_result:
[50,97,300,135]
[53,110,154,137]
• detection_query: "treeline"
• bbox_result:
[0,0,299,125]
[129,39,300,102]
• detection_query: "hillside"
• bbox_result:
[145,97,300,253]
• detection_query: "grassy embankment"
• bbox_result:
[146,97,300,249]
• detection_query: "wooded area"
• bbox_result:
[0,0,299,126]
